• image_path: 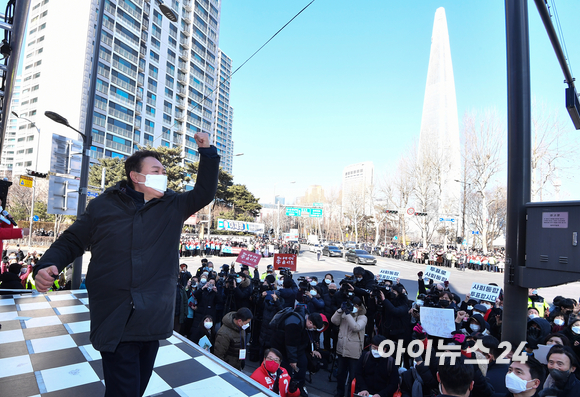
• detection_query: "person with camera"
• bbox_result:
[233,271,254,309]
[332,296,368,397]
[191,276,223,333]
[251,348,301,397]
[279,276,299,309]
[297,282,325,315]
[258,275,285,356]
[378,283,412,345]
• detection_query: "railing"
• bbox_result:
[118,0,142,20]
[191,68,204,80]
[115,25,140,48]
[152,27,161,40]
[109,90,135,106]
[193,17,206,32]
[108,107,134,124]
[97,64,110,77]
[177,73,187,83]
[136,90,143,100]
[180,37,190,48]
[182,12,192,23]
[112,59,137,79]
[185,152,198,161]
[96,80,109,94]
[148,69,158,80]
[104,2,116,15]
[95,99,108,111]
[185,140,197,149]
[92,133,105,144]
[176,98,185,108]
[146,96,156,106]
[175,111,184,120]
[144,124,154,133]
[114,44,138,63]
[103,19,115,32]
[162,132,171,141]
[163,106,172,114]
[93,115,106,128]
[117,12,141,37]
[90,150,104,160]
[111,75,136,92]
[106,139,132,153]
[107,123,134,139]
[147,82,157,92]
[173,137,183,145]
[99,49,112,63]
[101,34,113,47]
[183,0,192,10]
[187,117,201,127]
[190,79,203,91]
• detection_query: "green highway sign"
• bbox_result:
[285,207,323,218]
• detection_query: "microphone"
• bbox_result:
[0,206,18,226]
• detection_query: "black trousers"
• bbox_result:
[101,340,159,397]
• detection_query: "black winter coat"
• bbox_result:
[193,287,223,328]
[33,147,219,352]
[258,292,284,347]
[270,308,312,363]
[354,351,399,397]
[0,271,24,292]
[381,293,412,343]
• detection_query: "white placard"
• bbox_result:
[533,344,552,365]
[469,283,501,302]
[424,265,450,282]
[378,269,400,281]
[419,306,456,338]
[542,212,568,228]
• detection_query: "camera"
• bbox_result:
[279,267,292,279]
[341,300,354,315]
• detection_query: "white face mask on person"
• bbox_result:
[241,323,250,330]
[137,173,167,193]
[352,307,358,314]
[204,321,213,330]
[505,372,531,394]
[310,290,318,296]
[371,349,381,358]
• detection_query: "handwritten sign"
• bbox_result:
[273,254,297,271]
[470,283,501,302]
[424,265,450,282]
[419,307,455,338]
[235,249,262,268]
[378,269,400,281]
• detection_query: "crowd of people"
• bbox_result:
[0,246,50,293]
[179,236,300,257]
[168,252,580,397]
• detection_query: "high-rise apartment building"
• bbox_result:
[9,0,233,182]
[213,49,234,174]
[0,77,22,178]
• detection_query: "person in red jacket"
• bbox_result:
[251,348,300,397]
[0,199,29,257]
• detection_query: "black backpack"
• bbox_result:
[269,307,305,329]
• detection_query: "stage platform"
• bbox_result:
[0,289,276,397]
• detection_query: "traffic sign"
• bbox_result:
[439,217,455,223]
[313,202,323,207]
[19,175,33,188]
[33,215,39,222]
[472,231,480,235]
[407,207,415,215]
[285,207,323,218]
[87,191,99,198]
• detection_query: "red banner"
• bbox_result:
[273,254,297,271]
[235,249,262,268]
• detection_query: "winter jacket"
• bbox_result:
[234,277,253,309]
[270,307,311,364]
[175,284,188,324]
[381,293,412,343]
[332,305,367,359]
[250,363,300,397]
[193,286,224,329]
[354,351,399,397]
[258,291,284,347]
[214,311,246,370]
[279,283,298,309]
[0,270,24,293]
[541,372,580,397]
[33,147,219,352]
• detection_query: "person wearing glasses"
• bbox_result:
[251,348,300,397]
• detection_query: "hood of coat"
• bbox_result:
[239,276,251,288]
[222,311,242,332]
[352,303,367,317]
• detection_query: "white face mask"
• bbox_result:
[416,300,424,307]
[554,319,565,326]
[310,290,318,296]
[572,326,580,334]
[505,372,531,394]
[352,307,358,314]
[241,323,250,330]
[325,279,331,284]
[371,349,381,358]
[483,303,492,310]
[467,305,474,311]
[137,172,167,193]
[204,321,213,330]
[528,314,538,319]
[470,323,481,332]
[200,278,207,284]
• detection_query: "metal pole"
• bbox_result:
[101,167,106,191]
[503,0,532,346]
[28,179,35,247]
[70,0,102,289]
[277,202,280,239]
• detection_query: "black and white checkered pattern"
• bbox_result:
[0,290,274,397]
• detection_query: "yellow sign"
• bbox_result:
[19,175,33,188]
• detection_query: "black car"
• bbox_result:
[344,249,377,265]
[322,245,343,257]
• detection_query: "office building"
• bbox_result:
[212,49,234,174]
[341,161,373,215]
[0,77,22,178]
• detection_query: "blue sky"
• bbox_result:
[218,0,580,203]
[4,0,580,203]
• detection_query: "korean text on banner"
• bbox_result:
[469,283,501,302]
[419,307,456,338]
[378,269,400,281]
[273,254,297,271]
[423,265,450,282]
[235,249,262,268]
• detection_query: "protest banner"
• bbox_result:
[235,249,262,267]
[424,265,450,282]
[469,283,501,302]
[273,254,297,271]
[419,306,456,338]
[378,269,400,281]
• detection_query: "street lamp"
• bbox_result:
[455,179,471,248]
[156,0,178,22]
[12,111,40,248]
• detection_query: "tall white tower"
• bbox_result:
[418,7,461,213]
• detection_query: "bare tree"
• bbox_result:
[463,109,505,253]
[531,99,579,201]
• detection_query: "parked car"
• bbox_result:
[322,245,343,257]
[343,241,358,250]
[344,249,377,265]
[309,244,321,253]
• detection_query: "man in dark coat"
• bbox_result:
[0,263,25,294]
[33,133,219,397]
[354,334,399,397]
[378,284,412,344]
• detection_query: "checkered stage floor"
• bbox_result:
[0,290,275,397]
